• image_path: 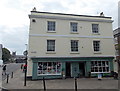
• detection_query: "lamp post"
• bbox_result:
[23,44,28,86]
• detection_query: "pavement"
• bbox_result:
[2,68,119,90]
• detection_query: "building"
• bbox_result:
[0,44,2,60]
[113,28,120,73]
[11,52,26,63]
[28,9,115,80]
[0,44,3,66]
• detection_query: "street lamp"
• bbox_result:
[23,44,28,86]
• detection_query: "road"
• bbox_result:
[2,63,22,80]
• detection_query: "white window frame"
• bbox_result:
[47,40,55,52]
[71,40,79,52]
[47,21,55,31]
[92,24,99,34]
[91,61,110,73]
[70,22,78,32]
[37,62,62,75]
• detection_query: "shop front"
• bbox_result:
[31,57,114,80]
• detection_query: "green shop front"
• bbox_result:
[31,57,114,80]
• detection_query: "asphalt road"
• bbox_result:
[2,63,22,80]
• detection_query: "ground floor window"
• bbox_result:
[91,61,110,73]
[38,62,61,75]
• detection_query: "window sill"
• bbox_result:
[94,52,102,54]
[70,32,79,34]
[92,33,100,35]
[70,52,80,54]
[47,31,56,33]
[46,52,56,54]
[91,72,110,74]
[38,74,61,76]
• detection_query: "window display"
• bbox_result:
[91,61,110,73]
[38,62,62,75]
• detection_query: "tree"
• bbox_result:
[2,48,11,63]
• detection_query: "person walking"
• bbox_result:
[21,64,23,70]
[2,65,7,75]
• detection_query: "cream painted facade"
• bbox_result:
[28,10,115,79]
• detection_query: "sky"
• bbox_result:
[0,0,119,55]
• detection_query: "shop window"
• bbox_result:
[91,61,110,73]
[38,62,62,75]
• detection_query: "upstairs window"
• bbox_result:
[47,21,55,31]
[71,40,78,52]
[70,22,78,32]
[93,41,100,52]
[92,24,99,34]
[47,40,55,52]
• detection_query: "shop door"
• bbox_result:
[66,62,71,77]
[79,62,85,77]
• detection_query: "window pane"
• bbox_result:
[47,40,55,51]
[106,67,109,72]
[92,24,99,33]
[102,61,105,66]
[103,67,106,72]
[53,62,57,74]
[48,21,55,31]
[94,67,98,72]
[93,41,100,52]
[71,40,78,52]
[99,67,102,72]
[38,62,43,74]
[71,22,78,32]
[57,62,61,74]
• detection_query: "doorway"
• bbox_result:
[66,62,71,77]
[79,62,85,77]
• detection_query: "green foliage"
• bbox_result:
[2,48,11,63]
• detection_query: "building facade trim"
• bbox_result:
[29,56,114,59]
[29,34,114,39]
[31,57,114,79]
[29,15,113,23]
[31,11,112,18]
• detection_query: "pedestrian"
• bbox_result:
[114,72,118,80]
[2,65,7,75]
[23,64,27,72]
[21,64,23,70]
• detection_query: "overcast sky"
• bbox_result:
[0,0,119,55]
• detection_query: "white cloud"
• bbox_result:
[0,0,119,54]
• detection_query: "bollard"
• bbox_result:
[74,77,77,91]
[24,69,27,86]
[43,77,46,91]
[6,74,9,83]
[11,72,13,78]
